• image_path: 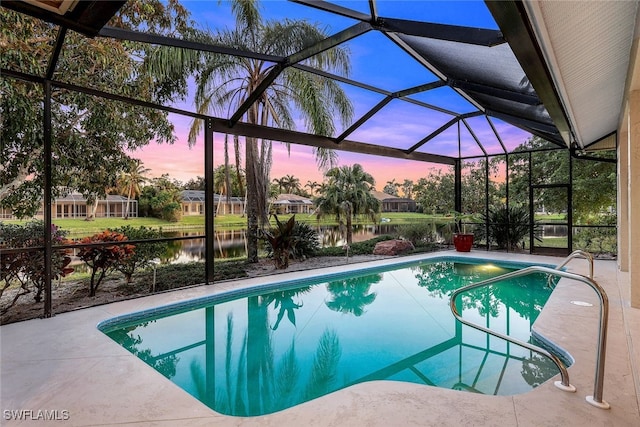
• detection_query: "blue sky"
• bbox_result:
[135,0,531,187]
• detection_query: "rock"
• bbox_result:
[373,239,415,256]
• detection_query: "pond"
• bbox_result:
[206,223,423,260]
[161,224,408,261]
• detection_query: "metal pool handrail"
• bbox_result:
[449,265,610,409]
[555,250,594,279]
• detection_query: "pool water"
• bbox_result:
[101,258,561,417]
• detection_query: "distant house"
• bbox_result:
[371,190,417,213]
[0,192,137,219]
[181,190,205,216]
[181,191,245,216]
[54,193,138,219]
[270,193,314,215]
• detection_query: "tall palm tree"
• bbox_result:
[402,179,414,199]
[272,176,287,194]
[117,159,150,219]
[305,180,320,196]
[315,164,380,245]
[189,1,353,263]
[282,174,301,194]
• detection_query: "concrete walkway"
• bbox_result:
[1,251,639,426]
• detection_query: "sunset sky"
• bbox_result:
[129,0,533,189]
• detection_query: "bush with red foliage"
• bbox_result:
[75,231,135,297]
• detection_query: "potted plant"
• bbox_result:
[450,211,474,252]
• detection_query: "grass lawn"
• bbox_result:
[4,212,450,235]
[3,216,205,236]
[213,212,451,229]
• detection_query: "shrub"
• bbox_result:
[395,222,440,246]
[573,226,617,257]
[110,225,168,283]
[476,205,541,250]
[262,216,322,269]
[75,230,135,296]
[0,221,73,313]
[261,215,298,269]
[316,235,395,256]
[290,222,320,259]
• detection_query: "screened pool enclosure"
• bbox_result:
[0,0,617,318]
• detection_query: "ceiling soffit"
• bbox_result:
[2,0,126,36]
[522,0,639,148]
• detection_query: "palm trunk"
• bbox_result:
[224,134,231,203]
[234,135,245,217]
[124,185,132,220]
[345,202,353,245]
[245,135,260,263]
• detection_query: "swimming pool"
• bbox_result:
[99,257,563,417]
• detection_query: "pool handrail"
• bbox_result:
[555,250,594,280]
[449,265,610,409]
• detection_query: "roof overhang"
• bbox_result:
[2,0,125,36]
[487,0,640,149]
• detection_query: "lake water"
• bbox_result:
[169,224,407,261]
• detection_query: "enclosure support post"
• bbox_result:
[43,80,53,318]
[528,151,534,253]
[484,155,490,251]
[568,149,574,252]
[454,159,462,214]
[505,153,510,246]
[205,119,215,285]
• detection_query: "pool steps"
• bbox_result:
[449,250,610,409]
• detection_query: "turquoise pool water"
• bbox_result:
[100,257,561,417]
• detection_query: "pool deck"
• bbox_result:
[1,250,639,426]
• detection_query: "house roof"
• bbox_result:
[370,190,414,203]
[271,193,313,204]
[181,190,206,202]
[55,193,129,202]
[183,190,244,203]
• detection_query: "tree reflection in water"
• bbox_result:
[413,261,554,322]
[521,352,561,387]
[261,287,311,330]
[107,322,179,379]
[325,274,381,316]
[188,301,342,416]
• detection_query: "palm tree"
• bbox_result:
[315,164,380,245]
[214,164,245,197]
[402,179,414,199]
[305,180,320,196]
[189,1,353,263]
[272,176,287,194]
[282,174,301,194]
[117,159,149,219]
[383,178,400,196]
